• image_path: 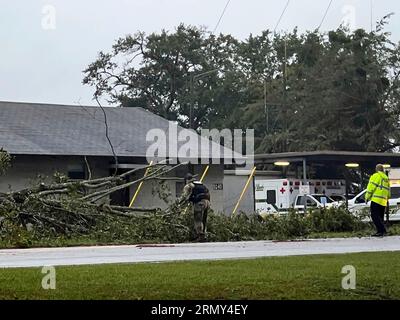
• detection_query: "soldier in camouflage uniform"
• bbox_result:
[179,173,210,242]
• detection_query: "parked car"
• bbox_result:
[330,194,356,202]
[330,195,347,202]
[258,194,336,219]
[293,194,336,210]
[331,184,400,221]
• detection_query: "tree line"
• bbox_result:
[83,15,400,153]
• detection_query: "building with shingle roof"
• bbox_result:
[0,101,243,211]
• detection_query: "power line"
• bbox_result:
[213,0,231,34]
[274,0,291,33]
[317,0,334,30]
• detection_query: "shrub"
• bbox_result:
[306,207,365,233]
[280,211,311,238]
[0,148,11,176]
[0,200,374,248]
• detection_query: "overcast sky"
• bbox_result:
[1,0,399,106]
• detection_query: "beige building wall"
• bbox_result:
[223,172,255,215]
[0,155,109,192]
[130,164,225,213]
[1,156,225,213]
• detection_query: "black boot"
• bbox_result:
[371,232,385,238]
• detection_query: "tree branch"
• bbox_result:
[94,95,119,176]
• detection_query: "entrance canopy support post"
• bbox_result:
[303,159,307,213]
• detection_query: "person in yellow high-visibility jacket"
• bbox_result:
[365,164,390,237]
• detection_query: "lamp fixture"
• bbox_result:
[274,161,290,167]
[345,163,359,168]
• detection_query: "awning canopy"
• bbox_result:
[254,151,400,168]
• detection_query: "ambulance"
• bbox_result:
[255,178,346,213]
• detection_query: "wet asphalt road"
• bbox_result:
[1,236,399,268]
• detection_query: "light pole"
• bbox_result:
[189,69,218,129]
[188,69,218,176]
[383,164,391,225]
[345,163,360,210]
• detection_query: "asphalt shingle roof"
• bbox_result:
[0,101,239,160]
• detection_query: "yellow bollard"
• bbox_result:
[199,165,210,183]
[232,167,256,216]
[129,161,154,208]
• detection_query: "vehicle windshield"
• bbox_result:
[390,187,400,199]
[330,195,345,201]
[312,195,334,203]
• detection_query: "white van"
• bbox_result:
[255,178,346,213]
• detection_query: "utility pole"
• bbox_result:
[188,69,218,175]
[264,80,268,133]
[190,75,194,130]
[283,38,288,148]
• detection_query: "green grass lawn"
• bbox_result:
[1,252,399,300]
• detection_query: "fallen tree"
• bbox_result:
[0,152,384,248]
[0,148,11,176]
[0,161,188,238]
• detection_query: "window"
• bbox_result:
[355,192,366,204]
[390,187,400,199]
[297,196,317,207]
[67,164,85,180]
[313,195,334,203]
[307,197,318,207]
[296,196,305,206]
[266,190,277,205]
[330,195,346,202]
